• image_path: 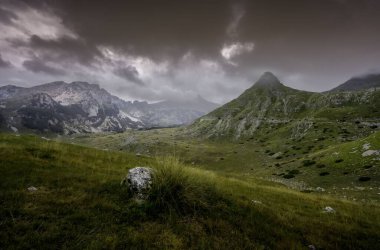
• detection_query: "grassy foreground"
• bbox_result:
[1,133,380,249]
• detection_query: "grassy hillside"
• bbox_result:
[1,133,380,249]
[68,128,380,201]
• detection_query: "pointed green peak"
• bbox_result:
[254,72,282,88]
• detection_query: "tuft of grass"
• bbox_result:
[148,156,216,215]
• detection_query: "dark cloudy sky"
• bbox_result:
[0,0,380,103]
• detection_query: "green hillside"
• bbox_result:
[188,72,380,140]
[1,133,380,249]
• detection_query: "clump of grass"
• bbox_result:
[148,157,216,215]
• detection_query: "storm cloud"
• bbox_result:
[23,57,65,76]
[0,54,11,68]
[0,0,380,103]
[114,66,145,86]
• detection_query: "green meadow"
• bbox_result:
[1,133,380,249]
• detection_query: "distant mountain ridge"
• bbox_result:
[329,74,380,92]
[0,81,218,134]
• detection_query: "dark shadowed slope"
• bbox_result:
[330,74,380,92]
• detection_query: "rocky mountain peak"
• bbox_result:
[254,72,282,88]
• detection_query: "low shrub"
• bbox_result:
[302,160,316,166]
[316,164,326,168]
[358,176,371,182]
[283,174,295,179]
[319,172,330,176]
[288,169,300,175]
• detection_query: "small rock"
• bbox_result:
[121,167,153,199]
[252,200,262,204]
[308,245,316,250]
[316,187,325,192]
[323,206,335,213]
[27,186,38,192]
[362,150,380,157]
[271,152,282,158]
[362,143,371,151]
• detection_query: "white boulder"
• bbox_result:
[121,167,153,199]
[323,206,335,213]
[27,186,38,192]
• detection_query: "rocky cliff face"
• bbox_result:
[0,81,218,134]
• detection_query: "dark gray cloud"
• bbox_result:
[25,35,102,65]
[0,0,380,103]
[226,4,245,39]
[0,54,11,68]
[23,58,65,76]
[0,7,17,24]
[114,66,145,86]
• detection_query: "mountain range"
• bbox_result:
[0,81,218,134]
[1,72,379,135]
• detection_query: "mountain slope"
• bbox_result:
[330,73,380,92]
[140,95,219,127]
[188,72,380,139]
